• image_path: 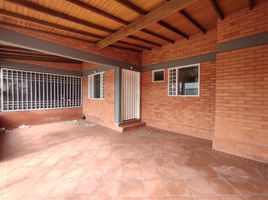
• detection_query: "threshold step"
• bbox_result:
[119,119,146,132]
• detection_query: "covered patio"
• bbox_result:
[0,0,267,199]
[1,122,267,199]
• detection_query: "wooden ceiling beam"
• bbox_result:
[209,0,224,20]
[116,0,147,15]
[0,22,145,53]
[0,50,66,59]
[128,36,162,47]
[0,12,159,50]
[6,0,113,33]
[0,21,97,44]
[0,46,37,53]
[117,41,151,50]
[141,29,175,43]
[157,21,189,39]
[0,50,80,61]
[248,0,254,10]
[66,0,128,25]
[6,0,164,47]
[67,0,174,43]
[97,0,193,49]
[0,22,99,49]
[116,0,189,39]
[179,10,206,34]
[0,55,82,63]
[0,9,105,39]
[110,45,142,53]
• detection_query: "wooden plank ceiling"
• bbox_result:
[0,44,82,63]
[0,0,256,54]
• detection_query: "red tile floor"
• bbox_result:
[0,121,267,200]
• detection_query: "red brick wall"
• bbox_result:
[142,30,217,66]
[217,0,268,43]
[214,44,268,162]
[0,108,82,129]
[0,60,83,129]
[82,63,115,128]
[141,61,216,140]
[214,1,268,162]
[141,31,217,140]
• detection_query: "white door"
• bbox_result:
[121,69,140,121]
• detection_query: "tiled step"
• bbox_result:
[118,119,146,132]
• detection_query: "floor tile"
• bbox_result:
[165,179,189,195]
[207,179,236,194]
[2,122,267,200]
[185,179,216,195]
[143,179,168,196]
[48,180,79,196]
[98,180,121,197]
[120,180,145,197]
[74,179,100,195]
[122,167,142,180]
[103,167,123,180]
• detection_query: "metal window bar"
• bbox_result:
[0,68,82,112]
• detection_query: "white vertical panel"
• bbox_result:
[75,77,77,106]
[0,69,3,111]
[24,72,27,109]
[57,75,59,108]
[6,69,9,110]
[72,77,74,107]
[122,69,140,121]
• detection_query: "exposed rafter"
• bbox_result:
[248,0,254,10]
[0,45,83,63]
[128,36,162,47]
[179,10,206,34]
[0,9,104,39]
[6,0,113,33]
[157,21,189,39]
[116,0,189,39]
[117,41,151,50]
[116,0,147,15]
[0,50,61,57]
[66,0,174,43]
[0,55,82,63]
[4,0,158,49]
[97,0,193,49]
[0,22,144,53]
[66,0,127,25]
[109,45,142,53]
[0,21,97,43]
[141,29,174,43]
[209,0,224,20]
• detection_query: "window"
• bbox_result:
[88,72,104,99]
[0,68,82,112]
[168,64,199,96]
[152,69,164,82]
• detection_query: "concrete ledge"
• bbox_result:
[218,31,268,53]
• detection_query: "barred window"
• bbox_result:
[152,69,164,82]
[168,68,177,96]
[168,64,199,96]
[0,68,82,112]
[88,72,104,99]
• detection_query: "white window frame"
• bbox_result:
[88,72,105,100]
[152,69,165,82]
[168,64,200,97]
[0,68,82,112]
